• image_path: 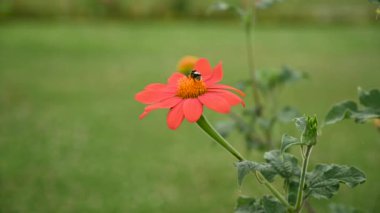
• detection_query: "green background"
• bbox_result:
[1,1,380,212]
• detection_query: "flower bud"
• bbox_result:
[302,115,318,146]
[374,118,380,131]
[177,56,198,75]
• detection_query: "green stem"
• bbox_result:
[244,0,262,112]
[197,115,244,161]
[256,171,294,210]
[295,146,313,212]
[196,114,294,211]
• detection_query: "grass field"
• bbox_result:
[0,21,379,212]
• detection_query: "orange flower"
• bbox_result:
[177,56,198,75]
[135,58,245,130]
[374,118,380,130]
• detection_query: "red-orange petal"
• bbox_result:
[167,101,185,130]
[183,98,203,123]
[194,58,212,78]
[139,97,182,119]
[198,93,231,113]
[211,90,245,107]
[168,73,185,85]
[205,61,223,84]
[144,83,167,91]
[208,84,246,97]
[135,90,174,104]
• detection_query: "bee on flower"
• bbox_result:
[135,58,245,129]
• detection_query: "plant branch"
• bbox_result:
[196,114,293,211]
[244,0,262,113]
[295,145,313,212]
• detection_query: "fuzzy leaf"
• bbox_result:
[358,88,380,109]
[235,196,264,213]
[306,164,366,199]
[287,180,299,205]
[262,196,286,213]
[235,196,286,213]
[236,161,277,186]
[208,1,244,17]
[264,150,300,179]
[369,0,380,4]
[280,134,302,154]
[324,101,358,125]
[294,116,307,132]
[277,106,301,123]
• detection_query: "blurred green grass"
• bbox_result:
[0,21,379,212]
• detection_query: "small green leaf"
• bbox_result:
[256,0,285,9]
[262,196,286,213]
[235,196,264,213]
[235,196,286,213]
[277,106,301,123]
[306,164,366,199]
[207,1,244,18]
[369,0,380,4]
[236,161,277,186]
[280,134,302,154]
[264,150,300,179]
[294,116,307,132]
[324,101,358,125]
[358,88,380,109]
[286,180,299,205]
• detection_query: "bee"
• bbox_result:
[190,70,202,80]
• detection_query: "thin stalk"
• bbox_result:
[196,114,294,211]
[256,171,294,210]
[295,145,313,212]
[197,115,244,161]
[244,0,262,112]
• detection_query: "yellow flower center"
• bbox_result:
[176,76,207,99]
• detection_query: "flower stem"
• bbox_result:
[197,115,244,161]
[295,145,313,212]
[196,114,294,211]
[244,0,262,112]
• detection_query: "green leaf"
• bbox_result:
[235,196,264,213]
[286,180,299,205]
[236,161,277,186]
[329,203,360,213]
[324,101,358,125]
[280,134,302,154]
[257,117,275,132]
[277,106,301,123]
[369,0,380,4]
[264,150,300,179]
[324,88,380,125]
[234,196,286,213]
[262,196,286,213]
[255,67,306,92]
[207,1,244,18]
[277,66,307,85]
[351,110,380,123]
[256,0,287,10]
[294,116,307,132]
[358,88,380,109]
[306,164,366,199]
